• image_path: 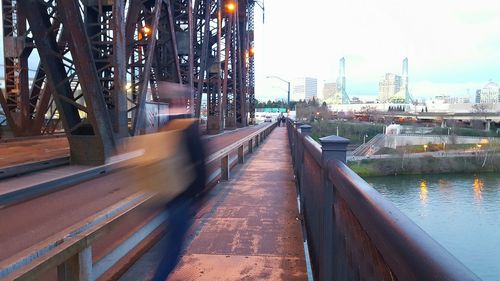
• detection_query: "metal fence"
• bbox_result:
[286,119,480,281]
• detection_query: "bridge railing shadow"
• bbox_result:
[286,119,480,281]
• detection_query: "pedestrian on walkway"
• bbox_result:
[151,82,207,281]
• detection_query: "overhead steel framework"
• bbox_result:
[0,0,256,164]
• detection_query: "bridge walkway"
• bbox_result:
[121,126,308,280]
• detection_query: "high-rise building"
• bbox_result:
[476,90,482,103]
[379,58,411,103]
[292,77,317,101]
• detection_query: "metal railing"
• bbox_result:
[286,119,480,281]
[0,122,278,281]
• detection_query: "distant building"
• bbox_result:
[428,95,470,105]
[378,58,411,103]
[379,73,401,102]
[322,82,337,100]
[292,77,317,101]
[476,81,500,103]
[350,97,361,104]
[450,96,470,104]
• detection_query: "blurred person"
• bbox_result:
[149,82,207,281]
[118,82,206,280]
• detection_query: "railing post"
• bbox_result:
[238,145,244,164]
[297,125,311,179]
[57,246,92,281]
[255,134,259,147]
[319,135,349,281]
[248,139,253,154]
[221,155,229,181]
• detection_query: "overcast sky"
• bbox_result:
[1,2,498,103]
[254,0,500,101]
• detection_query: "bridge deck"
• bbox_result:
[122,126,307,280]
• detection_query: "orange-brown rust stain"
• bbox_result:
[169,127,307,280]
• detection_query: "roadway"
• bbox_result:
[0,135,69,168]
[0,124,268,278]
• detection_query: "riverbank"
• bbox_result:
[348,154,500,177]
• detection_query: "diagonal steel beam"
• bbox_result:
[132,0,162,135]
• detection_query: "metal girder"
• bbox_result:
[127,0,162,136]
[3,0,256,158]
[236,0,248,127]
[0,0,55,136]
[247,0,255,124]
[83,0,128,137]
[22,0,117,165]
[153,0,195,113]
[206,0,222,134]
[193,0,213,118]
[222,11,236,129]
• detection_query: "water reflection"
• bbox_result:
[367,173,500,280]
[419,180,428,203]
[472,177,484,202]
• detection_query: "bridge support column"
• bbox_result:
[319,135,349,281]
[238,145,245,164]
[57,246,92,281]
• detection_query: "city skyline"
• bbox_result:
[255,0,500,102]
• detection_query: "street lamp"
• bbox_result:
[266,75,290,108]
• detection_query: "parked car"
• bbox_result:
[264,115,272,122]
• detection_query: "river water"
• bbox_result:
[367,173,500,280]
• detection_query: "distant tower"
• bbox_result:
[401,57,411,103]
[336,57,350,104]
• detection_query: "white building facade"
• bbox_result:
[477,81,500,103]
[292,77,318,101]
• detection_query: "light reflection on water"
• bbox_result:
[367,173,500,281]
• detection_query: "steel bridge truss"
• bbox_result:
[1,0,255,164]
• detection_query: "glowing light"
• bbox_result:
[249,47,255,56]
[423,144,428,152]
[419,180,428,203]
[142,26,152,36]
[125,83,133,91]
[225,2,236,12]
[473,177,484,202]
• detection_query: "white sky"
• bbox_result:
[254,0,500,101]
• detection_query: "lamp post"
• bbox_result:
[266,75,290,108]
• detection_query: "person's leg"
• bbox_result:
[152,198,193,281]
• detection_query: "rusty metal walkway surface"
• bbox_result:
[176,126,306,280]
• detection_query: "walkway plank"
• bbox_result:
[169,127,307,281]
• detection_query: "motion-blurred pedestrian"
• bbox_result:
[151,82,207,281]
